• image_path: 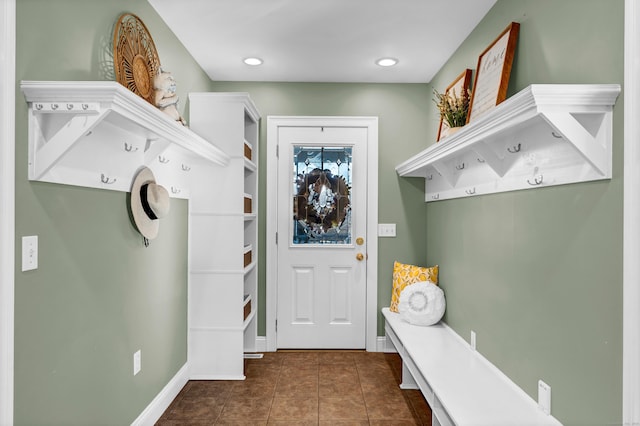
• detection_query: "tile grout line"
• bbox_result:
[317,360,322,424]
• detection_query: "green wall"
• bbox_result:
[14,0,210,424]
[209,81,430,337]
[425,1,623,425]
[13,0,625,424]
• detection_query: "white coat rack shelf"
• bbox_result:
[396,84,621,202]
[21,81,230,198]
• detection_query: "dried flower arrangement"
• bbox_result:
[433,88,471,129]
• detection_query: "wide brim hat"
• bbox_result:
[130,167,170,240]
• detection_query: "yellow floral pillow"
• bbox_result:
[390,261,439,312]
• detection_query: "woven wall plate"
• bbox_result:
[113,13,161,105]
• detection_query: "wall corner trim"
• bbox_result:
[0,0,16,424]
[624,0,640,424]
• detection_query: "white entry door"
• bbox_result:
[276,125,368,348]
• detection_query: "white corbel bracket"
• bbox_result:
[540,111,611,177]
[27,106,106,180]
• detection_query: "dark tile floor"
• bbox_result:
[156,351,432,425]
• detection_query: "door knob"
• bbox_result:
[356,253,364,261]
[356,237,364,245]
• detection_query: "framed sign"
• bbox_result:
[467,22,520,123]
[436,69,473,141]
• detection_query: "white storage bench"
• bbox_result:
[382,308,562,426]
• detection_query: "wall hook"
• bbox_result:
[426,174,433,181]
[455,162,465,170]
[124,142,138,152]
[527,175,544,186]
[158,155,170,164]
[465,188,476,195]
[507,143,522,153]
[181,164,191,172]
[171,186,181,194]
[100,173,116,184]
[431,194,440,200]
[477,158,485,163]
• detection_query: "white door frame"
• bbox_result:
[266,116,378,352]
[0,0,15,423]
[623,1,640,423]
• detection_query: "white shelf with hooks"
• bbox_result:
[396,84,621,202]
[20,81,230,198]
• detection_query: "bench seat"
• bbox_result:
[382,307,562,426]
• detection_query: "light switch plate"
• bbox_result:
[21,235,38,271]
[538,380,551,415]
[378,223,396,237]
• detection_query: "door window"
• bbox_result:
[292,145,352,245]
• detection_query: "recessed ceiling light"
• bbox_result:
[376,58,398,67]
[243,57,263,66]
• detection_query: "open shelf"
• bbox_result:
[21,81,229,196]
[244,158,257,173]
[396,84,621,202]
[244,261,257,275]
[242,309,257,330]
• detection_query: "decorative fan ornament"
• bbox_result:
[113,13,161,104]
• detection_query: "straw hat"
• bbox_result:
[130,167,170,241]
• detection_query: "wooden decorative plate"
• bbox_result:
[113,13,161,104]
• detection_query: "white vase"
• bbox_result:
[439,125,463,142]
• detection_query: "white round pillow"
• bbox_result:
[398,281,445,326]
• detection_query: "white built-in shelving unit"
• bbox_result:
[396,84,621,201]
[188,92,260,379]
[20,81,229,198]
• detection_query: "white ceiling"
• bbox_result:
[147,0,497,83]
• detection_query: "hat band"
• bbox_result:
[140,184,158,220]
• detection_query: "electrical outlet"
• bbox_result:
[21,235,38,271]
[538,380,551,415]
[470,330,476,351]
[378,223,396,237]
[133,350,141,376]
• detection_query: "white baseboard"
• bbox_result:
[254,336,393,353]
[377,336,397,353]
[255,336,267,352]
[131,363,189,426]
